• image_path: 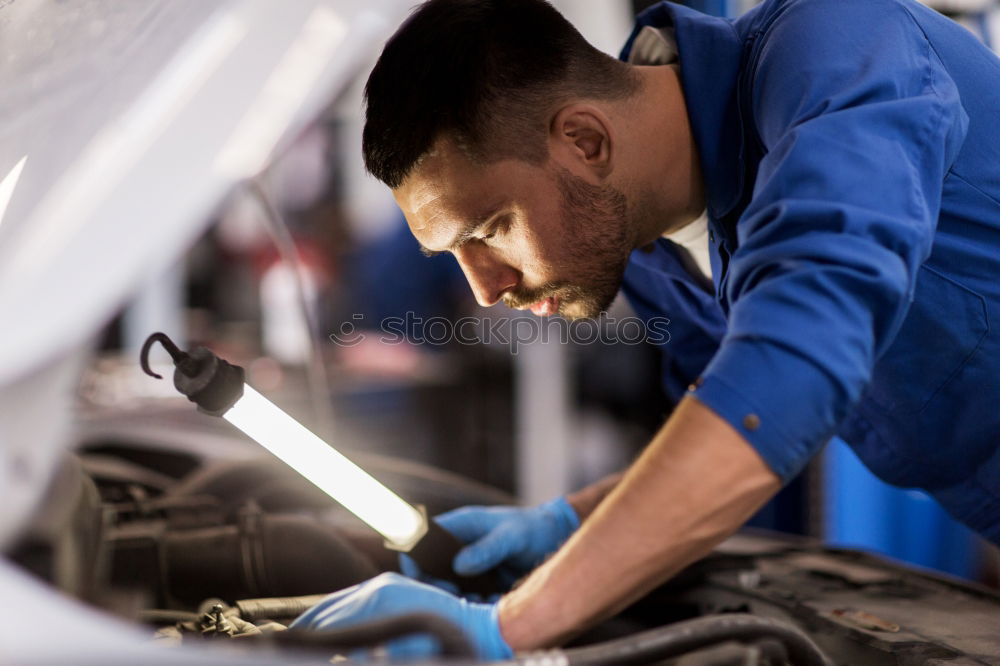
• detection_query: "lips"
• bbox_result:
[529,296,558,316]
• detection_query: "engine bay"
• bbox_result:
[7,400,999,666]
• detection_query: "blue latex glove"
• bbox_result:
[401,497,579,588]
[289,572,512,660]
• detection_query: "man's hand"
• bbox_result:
[497,396,782,649]
[290,573,512,660]
[400,498,580,589]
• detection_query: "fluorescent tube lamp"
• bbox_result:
[224,385,428,548]
[139,332,495,592]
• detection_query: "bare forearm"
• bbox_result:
[498,396,781,649]
[566,472,624,520]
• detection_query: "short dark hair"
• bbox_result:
[363,0,638,188]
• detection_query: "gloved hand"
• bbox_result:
[289,572,512,660]
[401,497,579,587]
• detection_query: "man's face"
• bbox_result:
[393,139,633,320]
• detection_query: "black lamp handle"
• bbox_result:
[405,519,500,598]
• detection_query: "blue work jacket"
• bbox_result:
[620,0,1000,542]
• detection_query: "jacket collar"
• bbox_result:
[620,2,746,221]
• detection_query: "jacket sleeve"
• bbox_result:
[691,0,968,481]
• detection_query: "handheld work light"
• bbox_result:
[140,332,495,593]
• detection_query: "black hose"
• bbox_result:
[653,639,788,666]
[236,595,329,622]
[138,609,200,624]
[549,614,831,666]
[268,612,476,658]
[753,638,791,663]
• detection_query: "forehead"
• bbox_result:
[395,142,483,222]
[392,139,540,248]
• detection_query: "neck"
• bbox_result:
[618,65,705,248]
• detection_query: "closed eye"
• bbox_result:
[478,216,509,243]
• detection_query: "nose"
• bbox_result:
[453,244,519,307]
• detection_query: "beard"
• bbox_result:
[502,167,632,320]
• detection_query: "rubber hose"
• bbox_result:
[552,614,831,666]
[236,595,329,622]
[138,609,199,624]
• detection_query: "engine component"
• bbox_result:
[622,532,1000,665]
[557,614,831,666]
[199,603,239,638]
[109,503,379,607]
[6,455,106,602]
[235,595,328,623]
[148,600,288,646]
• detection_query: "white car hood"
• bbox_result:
[0,0,406,547]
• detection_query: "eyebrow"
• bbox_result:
[418,205,503,257]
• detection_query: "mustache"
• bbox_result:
[501,283,565,310]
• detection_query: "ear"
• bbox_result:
[548,104,614,181]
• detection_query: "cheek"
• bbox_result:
[513,204,567,274]
[509,225,561,279]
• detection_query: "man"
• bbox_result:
[292,0,1000,658]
